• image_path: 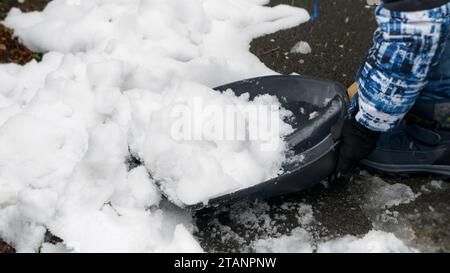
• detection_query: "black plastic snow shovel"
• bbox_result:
[188,75,349,210]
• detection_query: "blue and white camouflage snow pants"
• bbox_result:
[352,2,450,132]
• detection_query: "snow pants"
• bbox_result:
[352,2,450,131]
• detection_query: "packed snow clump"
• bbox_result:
[290,41,312,55]
[0,0,309,252]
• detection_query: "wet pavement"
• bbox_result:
[195,171,450,253]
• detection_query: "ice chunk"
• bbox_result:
[362,176,418,209]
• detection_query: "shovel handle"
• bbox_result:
[348,82,358,99]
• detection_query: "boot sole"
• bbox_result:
[361,159,450,177]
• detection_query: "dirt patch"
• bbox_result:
[0,0,51,65]
[0,0,52,65]
[0,0,51,20]
[0,239,15,253]
[0,23,41,65]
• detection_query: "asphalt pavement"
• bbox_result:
[250,0,377,87]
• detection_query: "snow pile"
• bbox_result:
[317,230,417,253]
[253,229,416,253]
[0,0,309,252]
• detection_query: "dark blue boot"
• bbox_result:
[361,110,450,176]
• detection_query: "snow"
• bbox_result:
[421,180,447,193]
[253,227,313,253]
[309,111,319,120]
[0,0,310,252]
[40,243,71,253]
[253,229,416,253]
[290,41,312,55]
[317,230,417,253]
[195,175,422,253]
[429,180,444,190]
[137,87,295,206]
[366,0,381,5]
[296,203,314,226]
[222,199,417,253]
[112,166,161,209]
